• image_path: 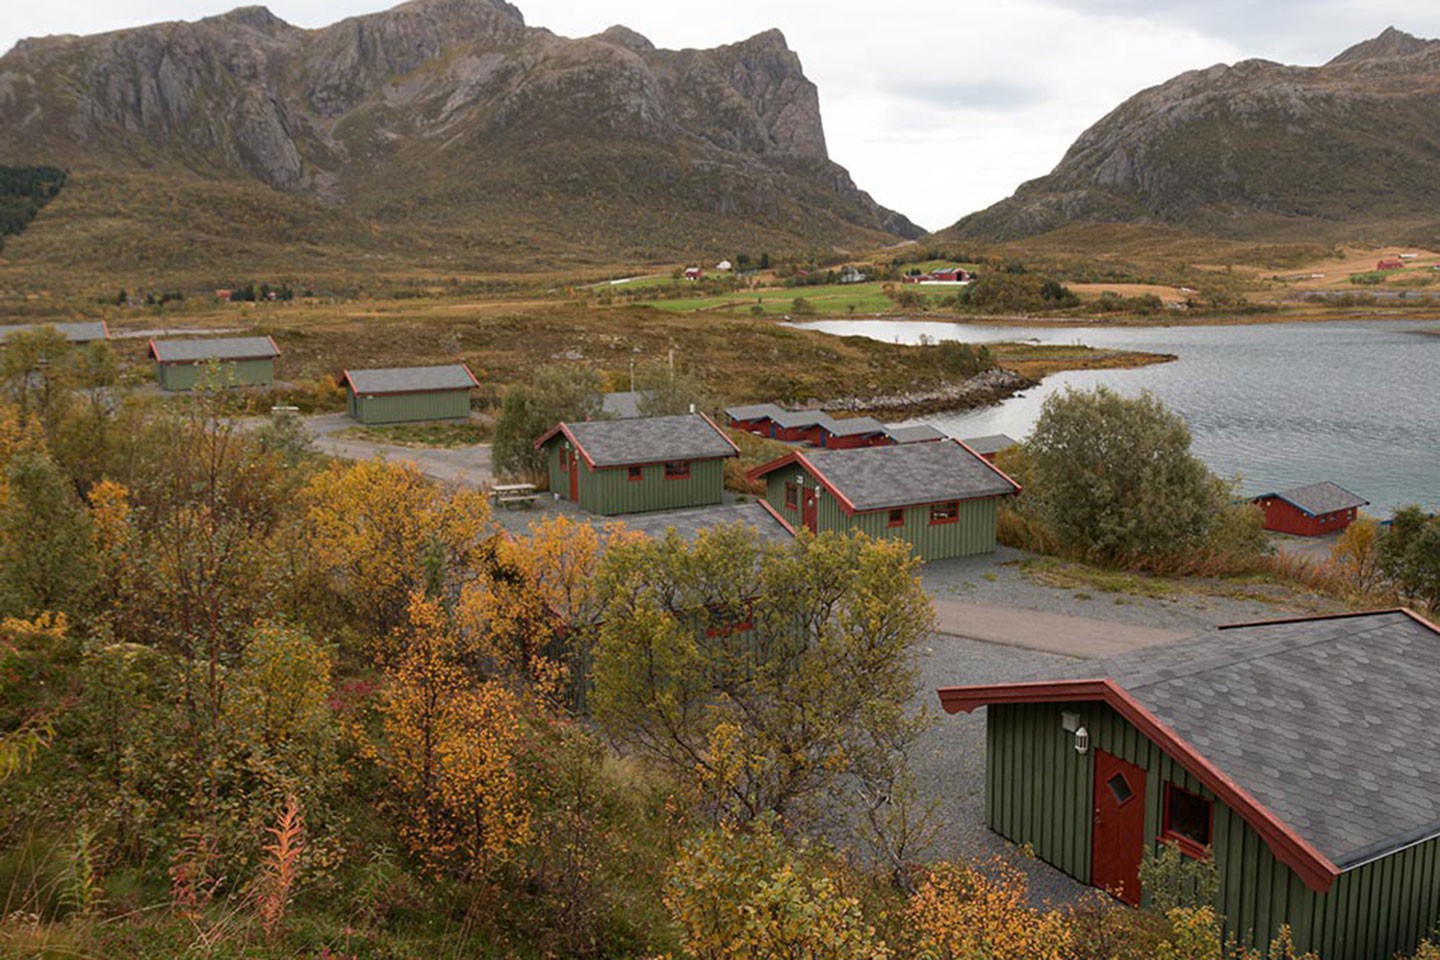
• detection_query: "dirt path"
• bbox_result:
[304,413,493,487]
[930,598,1189,658]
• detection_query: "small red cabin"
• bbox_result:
[684,267,703,280]
[1377,259,1405,271]
[1253,481,1368,537]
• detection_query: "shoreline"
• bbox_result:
[796,308,1440,329]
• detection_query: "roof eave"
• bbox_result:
[937,677,1342,893]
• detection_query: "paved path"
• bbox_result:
[931,598,1190,659]
[304,413,493,487]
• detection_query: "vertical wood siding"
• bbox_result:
[763,471,999,559]
[351,389,471,424]
[156,358,275,391]
[985,701,1440,960]
[581,458,724,515]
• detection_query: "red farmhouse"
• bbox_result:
[1253,481,1368,537]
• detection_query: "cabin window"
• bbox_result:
[628,466,643,482]
[1106,772,1134,806]
[929,501,959,525]
[785,482,799,510]
[888,508,905,528]
[664,460,691,480]
[1162,783,1213,855]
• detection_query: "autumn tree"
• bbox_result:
[0,448,95,617]
[378,593,530,878]
[1331,516,1384,596]
[1023,387,1228,563]
[458,513,627,709]
[491,364,604,479]
[592,526,933,828]
[303,458,491,648]
[906,859,1072,960]
[633,363,718,418]
[1379,505,1440,612]
[664,820,891,960]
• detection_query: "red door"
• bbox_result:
[801,488,818,533]
[1092,749,1146,905]
[568,451,579,501]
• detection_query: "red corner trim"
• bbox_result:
[146,337,159,360]
[460,363,481,389]
[532,422,596,468]
[266,335,282,358]
[756,498,798,537]
[951,438,1023,495]
[748,450,804,483]
[699,411,743,457]
[99,320,111,340]
[749,451,860,515]
[340,369,357,393]
[936,678,1341,893]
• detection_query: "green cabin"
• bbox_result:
[534,413,739,516]
[939,610,1440,960]
[0,321,109,344]
[750,440,1019,561]
[342,364,479,424]
[149,336,280,391]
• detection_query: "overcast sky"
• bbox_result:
[5,0,1440,230]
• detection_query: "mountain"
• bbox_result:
[0,0,919,285]
[944,27,1440,244]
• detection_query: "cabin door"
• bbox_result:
[801,488,818,533]
[567,451,579,501]
[1091,748,1146,906]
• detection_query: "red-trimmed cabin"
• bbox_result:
[1252,481,1368,537]
[817,416,889,449]
[1377,259,1405,271]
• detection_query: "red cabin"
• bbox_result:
[1252,481,1368,537]
[1377,259,1405,271]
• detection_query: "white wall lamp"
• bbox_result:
[1062,710,1089,754]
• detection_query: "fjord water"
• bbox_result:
[792,319,1439,514]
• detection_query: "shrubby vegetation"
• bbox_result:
[490,363,604,479]
[1,341,1436,958]
[0,165,66,251]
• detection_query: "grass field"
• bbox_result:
[631,281,950,316]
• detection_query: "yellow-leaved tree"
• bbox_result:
[303,458,491,654]
[378,592,530,878]
[905,859,1072,960]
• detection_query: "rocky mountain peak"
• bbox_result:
[1328,26,1432,65]
[595,25,654,53]
[201,6,292,34]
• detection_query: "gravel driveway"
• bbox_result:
[303,413,493,487]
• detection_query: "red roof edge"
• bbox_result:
[533,422,595,468]
[267,335,282,358]
[952,437,1023,496]
[146,338,159,360]
[99,320,111,340]
[936,678,1340,893]
[1218,607,1439,632]
[340,369,358,393]
[699,411,742,457]
[747,450,859,515]
[756,497,798,537]
[460,363,481,389]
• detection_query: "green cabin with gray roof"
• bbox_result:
[750,440,1019,560]
[534,413,739,516]
[342,364,479,424]
[148,336,280,391]
[939,610,1440,960]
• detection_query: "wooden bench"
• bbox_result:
[496,493,540,510]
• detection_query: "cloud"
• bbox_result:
[883,78,1044,113]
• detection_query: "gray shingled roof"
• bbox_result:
[824,416,887,437]
[798,440,1018,510]
[885,424,948,444]
[961,433,1019,455]
[602,391,642,419]
[345,364,477,395]
[551,414,737,467]
[581,501,793,545]
[1265,481,1369,517]
[1046,612,1440,869]
[150,337,279,362]
[771,409,833,430]
[726,403,784,422]
[0,322,108,343]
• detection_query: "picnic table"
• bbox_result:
[490,482,539,510]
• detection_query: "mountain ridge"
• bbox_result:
[942,27,1440,245]
[0,0,918,286]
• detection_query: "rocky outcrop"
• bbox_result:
[944,28,1440,243]
[0,0,921,248]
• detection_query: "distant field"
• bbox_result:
[632,281,951,316]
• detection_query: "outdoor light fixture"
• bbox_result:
[1074,726,1090,755]
[795,473,805,484]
